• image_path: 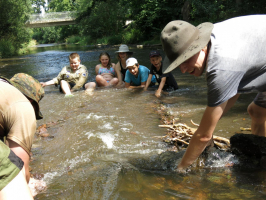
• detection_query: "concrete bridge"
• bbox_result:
[25,11,78,28]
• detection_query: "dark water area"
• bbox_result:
[1,44,266,199]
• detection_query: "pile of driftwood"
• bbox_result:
[157,120,231,151]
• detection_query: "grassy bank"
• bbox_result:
[0,39,37,59]
[64,31,161,46]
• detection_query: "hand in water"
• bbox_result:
[176,167,187,174]
[155,90,161,98]
[85,88,94,96]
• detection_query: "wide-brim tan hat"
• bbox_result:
[161,20,214,73]
[116,44,133,53]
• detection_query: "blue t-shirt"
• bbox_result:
[125,65,156,86]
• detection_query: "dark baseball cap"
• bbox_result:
[149,50,161,58]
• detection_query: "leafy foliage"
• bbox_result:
[125,0,183,39]
[78,0,127,40]
[31,0,46,13]
[2,0,266,57]
[0,0,32,57]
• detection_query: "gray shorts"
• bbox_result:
[254,92,266,108]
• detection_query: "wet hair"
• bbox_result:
[69,53,80,60]
[99,52,112,69]
[116,52,133,61]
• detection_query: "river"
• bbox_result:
[0,44,266,199]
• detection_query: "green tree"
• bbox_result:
[78,0,127,39]
[124,0,183,40]
[31,0,46,13]
[0,0,32,57]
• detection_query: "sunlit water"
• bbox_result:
[1,44,266,199]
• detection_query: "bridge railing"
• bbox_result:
[28,11,78,23]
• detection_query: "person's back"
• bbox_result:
[206,15,266,106]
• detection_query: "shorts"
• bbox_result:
[0,141,24,191]
[59,82,85,93]
[254,92,266,108]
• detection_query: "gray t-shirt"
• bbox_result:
[206,15,266,107]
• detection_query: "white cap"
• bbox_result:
[126,57,138,68]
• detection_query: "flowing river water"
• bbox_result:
[1,44,266,199]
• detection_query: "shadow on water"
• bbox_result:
[1,44,266,199]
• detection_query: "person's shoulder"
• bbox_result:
[61,66,68,72]
[79,64,87,69]
[95,64,101,69]
[79,64,86,68]
[139,65,149,71]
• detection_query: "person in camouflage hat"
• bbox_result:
[9,73,44,119]
[0,73,44,185]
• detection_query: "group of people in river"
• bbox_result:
[1,14,266,199]
[40,44,179,98]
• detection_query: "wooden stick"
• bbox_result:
[171,138,189,145]
[240,127,251,131]
[190,120,199,127]
[213,136,230,146]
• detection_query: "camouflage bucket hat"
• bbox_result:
[8,73,45,120]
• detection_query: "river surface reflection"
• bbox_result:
[0,44,266,199]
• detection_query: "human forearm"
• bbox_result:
[177,104,226,170]
[129,85,145,89]
[7,139,31,183]
[144,75,152,90]
[40,80,55,87]
[114,64,123,85]
[158,78,166,92]
[155,78,166,97]
[177,130,211,169]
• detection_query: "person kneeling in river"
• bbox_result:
[144,50,179,97]
[85,52,118,95]
[40,53,88,98]
[124,57,156,88]
[0,73,44,186]
[161,15,266,172]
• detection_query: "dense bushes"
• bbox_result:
[1,0,266,58]
[0,0,32,57]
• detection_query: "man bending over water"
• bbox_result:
[161,15,266,171]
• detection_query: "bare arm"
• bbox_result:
[95,64,100,75]
[40,80,55,87]
[177,100,228,170]
[221,94,240,117]
[155,77,166,97]
[125,83,145,89]
[7,139,31,183]
[114,62,124,85]
[144,74,153,91]
[125,82,131,88]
